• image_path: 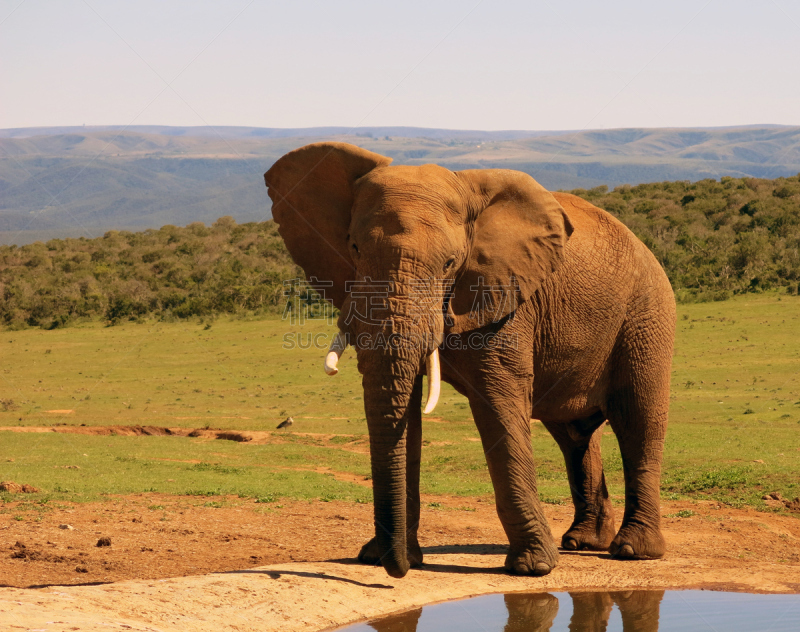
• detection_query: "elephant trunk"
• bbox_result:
[344,277,444,578]
[361,351,421,578]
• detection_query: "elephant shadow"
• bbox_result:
[420,544,509,556]
[363,590,665,632]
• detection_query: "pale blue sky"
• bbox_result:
[2,0,799,130]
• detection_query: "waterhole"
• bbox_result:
[337,590,800,631]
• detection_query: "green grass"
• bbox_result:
[1,292,799,511]
[662,292,800,508]
[0,432,372,505]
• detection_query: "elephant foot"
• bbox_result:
[504,543,559,576]
[561,511,616,551]
[357,537,423,568]
[609,525,665,560]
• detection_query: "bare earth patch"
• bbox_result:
[1,492,798,631]
[0,425,368,450]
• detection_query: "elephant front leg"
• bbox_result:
[543,415,616,551]
[358,376,423,568]
[470,391,559,576]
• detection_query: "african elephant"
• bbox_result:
[264,142,675,579]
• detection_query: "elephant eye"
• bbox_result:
[443,256,456,271]
[352,243,359,254]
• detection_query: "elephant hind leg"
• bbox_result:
[543,413,616,551]
[604,283,673,560]
[605,384,668,560]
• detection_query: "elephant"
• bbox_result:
[264,142,675,579]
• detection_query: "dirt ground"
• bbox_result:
[1,491,799,590]
[1,485,799,631]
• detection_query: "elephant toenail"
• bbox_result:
[616,543,635,558]
[562,537,578,550]
[533,562,552,576]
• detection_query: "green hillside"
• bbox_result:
[0,218,300,330]
[1,172,798,330]
[573,175,800,301]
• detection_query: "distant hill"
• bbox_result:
[2,124,799,245]
[0,125,570,142]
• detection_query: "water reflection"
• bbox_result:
[362,590,664,632]
[362,606,422,632]
[503,593,560,631]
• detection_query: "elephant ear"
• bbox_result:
[447,170,574,333]
[264,142,392,309]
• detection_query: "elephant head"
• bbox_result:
[265,142,572,577]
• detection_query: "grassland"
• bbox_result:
[1,292,798,513]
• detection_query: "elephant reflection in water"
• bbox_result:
[563,591,664,632]
[365,590,664,632]
[500,593,561,631]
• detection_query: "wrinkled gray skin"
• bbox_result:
[265,142,675,579]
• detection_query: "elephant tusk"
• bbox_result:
[323,330,348,376]
[423,348,441,414]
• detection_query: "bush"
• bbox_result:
[586,174,800,299]
[0,220,301,328]
[3,173,800,329]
